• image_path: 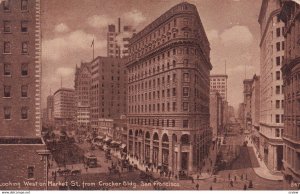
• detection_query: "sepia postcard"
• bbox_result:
[0,0,300,192]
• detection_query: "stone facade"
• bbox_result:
[75,62,91,129]
[0,0,48,189]
[89,57,127,132]
[258,0,285,172]
[210,91,223,139]
[279,0,300,182]
[126,2,212,175]
[210,74,228,101]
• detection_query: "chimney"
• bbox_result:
[118,18,121,33]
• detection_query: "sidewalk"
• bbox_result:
[245,136,283,181]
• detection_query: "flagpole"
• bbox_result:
[93,42,94,60]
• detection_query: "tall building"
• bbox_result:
[210,91,223,139]
[107,18,136,58]
[46,95,54,124]
[0,0,49,189]
[126,2,212,174]
[251,75,260,132]
[243,79,252,132]
[279,0,300,182]
[75,62,91,129]
[90,57,127,133]
[238,103,245,124]
[53,88,76,128]
[210,74,228,100]
[258,0,285,172]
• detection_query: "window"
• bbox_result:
[276,114,280,123]
[3,21,11,33]
[276,86,280,94]
[276,71,280,80]
[167,89,170,97]
[172,88,176,96]
[183,120,189,128]
[276,56,281,66]
[21,107,28,119]
[276,42,280,52]
[173,60,176,67]
[27,166,34,179]
[275,128,280,137]
[4,42,11,53]
[22,42,28,54]
[21,21,28,32]
[21,85,28,97]
[183,102,189,111]
[162,103,165,112]
[276,28,280,37]
[183,73,190,82]
[4,85,11,97]
[3,0,10,11]
[3,63,11,76]
[21,64,28,76]
[282,41,285,50]
[162,90,165,98]
[183,87,189,97]
[21,0,28,10]
[4,107,11,119]
[172,102,176,111]
[173,73,176,82]
[276,100,280,109]
[157,103,160,111]
[183,59,188,65]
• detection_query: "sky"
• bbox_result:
[41,0,262,110]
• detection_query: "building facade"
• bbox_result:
[0,0,48,189]
[210,91,223,139]
[74,62,91,129]
[45,95,54,125]
[53,88,76,128]
[90,57,127,133]
[210,74,228,101]
[258,0,285,172]
[107,18,136,58]
[251,75,261,131]
[279,0,300,182]
[126,2,212,175]
[243,79,252,132]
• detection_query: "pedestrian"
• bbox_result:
[85,166,88,172]
[191,177,194,183]
[209,186,213,190]
[234,176,236,181]
[230,180,233,187]
[241,174,244,180]
[243,184,247,190]
[195,183,199,190]
[245,174,248,180]
[228,173,231,180]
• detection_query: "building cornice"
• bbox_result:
[127,38,212,70]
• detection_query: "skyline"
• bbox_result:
[41,0,262,109]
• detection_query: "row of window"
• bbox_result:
[3,20,29,33]
[129,88,177,103]
[129,73,177,93]
[3,41,29,54]
[3,85,29,98]
[2,0,29,11]
[3,63,29,76]
[129,118,189,128]
[129,102,178,113]
[3,106,29,120]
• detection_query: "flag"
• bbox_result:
[91,39,94,48]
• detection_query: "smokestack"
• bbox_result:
[118,18,121,33]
